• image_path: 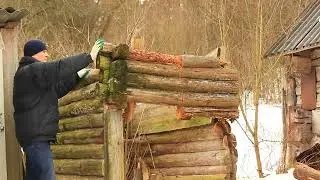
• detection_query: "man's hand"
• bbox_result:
[90,39,105,66]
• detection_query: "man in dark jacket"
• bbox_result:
[13,39,104,180]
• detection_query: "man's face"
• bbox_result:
[32,50,49,62]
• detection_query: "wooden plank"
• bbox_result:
[51,144,104,159]
[301,67,316,110]
[106,110,125,180]
[54,159,104,176]
[150,166,229,176]
[59,113,104,132]
[56,128,104,144]
[56,175,104,180]
[1,27,23,179]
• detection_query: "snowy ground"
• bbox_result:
[232,103,297,179]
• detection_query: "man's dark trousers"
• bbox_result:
[23,141,55,180]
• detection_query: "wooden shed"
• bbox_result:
[0,7,28,180]
[265,0,320,178]
[55,45,240,180]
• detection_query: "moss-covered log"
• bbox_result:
[97,55,111,71]
[143,140,225,156]
[75,69,103,89]
[127,73,239,94]
[145,150,230,168]
[127,88,239,108]
[150,166,229,176]
[56,175,104,180]
[56,128,104,144]
[152,174,228,180]
[54,159,104,176]
[59,98,103,118]
[141,125,221,143]
[107,60,127,106]
[51,144,104,159]
[127,60,239,81]
[59,83,108,106]
[59,113,104,132]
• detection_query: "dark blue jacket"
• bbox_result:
[13,53,92,148]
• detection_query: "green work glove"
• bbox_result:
[77,68,90,79]
[90,39,105,63]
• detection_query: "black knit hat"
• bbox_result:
[23,40,47,57]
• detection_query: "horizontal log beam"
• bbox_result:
[54,159,104,176]
[59,83,108,106]
[142,125,221,144]
[184,107,239,120]
[59,113,104,132]
[150,166,229,176]
[145,150,230,168]
[51,144,104,159]
[75,69,103,89]
[127,73,239,94]
[56,128,104,144]
[56,175,104,180]
[59,98,103,118]
[181,55,227,68]
[126,61,239,81]
[293,162,320,179]
[127,88,240,108]
[156,174,228,180]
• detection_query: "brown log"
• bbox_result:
[183,107,239,120]
[56,175,103,180]
[51,144,104,159]
[54,159,104,176]
[150,166,229,176]
[101,43,130,59]
[144,150,230,168]
[181,55,227,68]
[293,162,320,179]
[59,113,104,132]
[154,174,228,180]
[145,140,226,156]
[56,128,104,144]
[75,69,103,89]
[59,98,103,118]
[127,73,239,94]
[126,60,239,81]
[127,88,240,108]
[59,83,108,106]
[143,125,221,144]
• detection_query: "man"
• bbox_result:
[13,39,104,180]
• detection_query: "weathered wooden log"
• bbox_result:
[56,128,104,144]
[59,98,103,118]
[293,162,320,179]
[152,174,228,180]
[127,88,239,108]
[56,175,104,180]
[75,69,103,89]
[127,73,239,94]
[145,150,230,168]
[52,144,104,159]
[145,140,225,156]
[184,107,239,120]
[100,43,130,59]
[143,125,221,144]
[126,60,239,81]
[97,55,111,71]
[59,113,104,132]
[54,159,104,176]
[150,166,229,176]
[181,55,227,68]
[59,83,108,106]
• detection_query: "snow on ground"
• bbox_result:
[260,168,296,179]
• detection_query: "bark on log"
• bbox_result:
[75,69,103,89]
[126,60,239,81]
[144,150,230,168]
[144,140,225,156]
[59,98,103,118]
[59,83,108,106]
[59,113,104,132]
[56,175,104,180]
[52,144,104,159]
[54,159,104,176]
[183,107,239,120]
[143,125,221,144]
[152,174,228,180]
[293,162,320,179]
[56,128,104,144]
[181,55,227,68]
[127,73,239,94]
[150,166,229,176]
[127,88,239,108]
[100,43,130,60]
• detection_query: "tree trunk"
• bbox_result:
[127,88,239,108]
[51,144,104,159]
[144,150,230,168]
[127,60,239,81]
[59,113,104,132]
[150,166,229,176]
[56,128,104,144]
[127,73,239,94]
[59,98,103,118]
[54,159,104,176]
[293,163,320,179]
